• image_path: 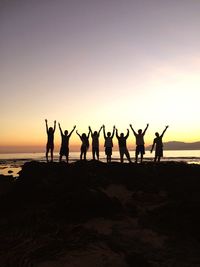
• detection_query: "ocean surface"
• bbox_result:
[0,150,200,177]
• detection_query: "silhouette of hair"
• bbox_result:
[107,132,111,137]
[49,127,53,133]
[155,132,159,137]
[138,129,142,134]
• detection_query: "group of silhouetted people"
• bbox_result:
[45,119,169,163]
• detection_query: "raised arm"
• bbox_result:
[58,123,63,135]
[45,119,48,133]
[125,129,129,139]
[116,129,119,138]
[143,123,149,135]
[76,130,81,138]
[53,120,56,133]
[160,125,169,138]
[111,126,116,138]
[69,125,76,137]
[87,127,91,138]
[129,124,137,136]
[89,126,93,136]
[98,126,103,136]
[103,125,106,139]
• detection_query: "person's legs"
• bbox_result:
[80,145,85,160]
[106,147,111,163]
[46,150,49,162]
[92,147,95,160]
[125,149,131,162]
[140,153,143,163]
[84,151,86,160]
[80,148,83,160]
[96,147,99,160]
[50,147,54,162]
[135,150,138,163]
[140,145,145,163]
[66,149,69,163]
[119,148,123,163]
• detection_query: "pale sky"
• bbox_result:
[1,0,200,152]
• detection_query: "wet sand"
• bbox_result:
[0,161,200,267]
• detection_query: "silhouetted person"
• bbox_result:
[103,125,115,163]
[130,123,149,163]
[45,119,56,162]
[76,128,90,160]
[151,126,169,162]
[116,128,131,163]
[59,123,76,163]
[89,125,103,160]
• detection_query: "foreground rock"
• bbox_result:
[0,161,200,267]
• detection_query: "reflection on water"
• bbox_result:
[0,150,200,176]
[0,166,21,177]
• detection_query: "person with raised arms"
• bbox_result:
[103,125,115,163]
[76,128,91,161]
[151,126,169,162]
[45,119,56,162]
[116,128,132,163]
[130,123,149,163]
[89,125,103,160]
[58,123,76,163]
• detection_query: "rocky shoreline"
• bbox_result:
[0,161,200,267]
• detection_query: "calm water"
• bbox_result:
[0,150,200,177]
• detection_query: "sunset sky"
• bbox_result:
[1,0,200,152]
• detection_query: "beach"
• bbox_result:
[0,160,200,266]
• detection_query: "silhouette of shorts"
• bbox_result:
[155,146,163,157]
[46,143,54,150]
[60,147,69,156]
[81,144,88,153]
[105,147,112,156]
[136,145,145,155]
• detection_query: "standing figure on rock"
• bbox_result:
[59,123,76,163]
[151,126,169,162]
[89,126,103,160]
[45,119,56,162]
[130,123,149,163]
[116,128,132,163]
[76,128,90,160]
[103,125,115,163]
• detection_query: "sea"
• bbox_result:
[0,150,200,177]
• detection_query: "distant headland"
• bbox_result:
[147,141,200,150]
